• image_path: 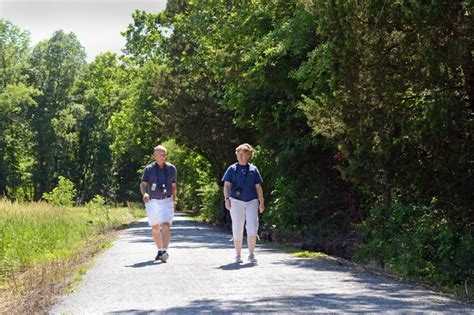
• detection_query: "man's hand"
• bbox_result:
[259,201,265,213]
[225,199,231,211]
[143,193,150,203]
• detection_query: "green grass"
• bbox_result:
[292,250,328,258]
[265,242,328,258]
[0,199,146,312]
[0,199,145,282]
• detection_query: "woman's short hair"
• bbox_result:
[235,143,254,160]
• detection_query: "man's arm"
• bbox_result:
[171,182,177,210]
[140,181,150,203]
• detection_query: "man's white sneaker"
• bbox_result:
[235,254,243,263]
[248,254,257,263]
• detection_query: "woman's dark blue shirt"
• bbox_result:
[221,163,263,202]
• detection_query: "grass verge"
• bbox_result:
[0,199,145,313]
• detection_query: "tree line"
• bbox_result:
[0,1,472,294]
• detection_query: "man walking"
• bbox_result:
[140,145,177,262]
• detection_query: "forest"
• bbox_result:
[1,0,472,295]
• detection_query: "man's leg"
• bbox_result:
[151,224,163,249]
[161,222,171,249]
[158,199,174,262]
[146,200,163,259]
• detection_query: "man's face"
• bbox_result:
[154,149,167,164]
[236,150,251,164]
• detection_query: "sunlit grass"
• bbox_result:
[0,199,145,312]
[292,250,328,258]
[0,199,144,275]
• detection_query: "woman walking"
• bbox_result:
[222,143,265,263]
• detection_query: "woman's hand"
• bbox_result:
[225,199,232,210]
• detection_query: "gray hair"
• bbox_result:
[154,145,168,155]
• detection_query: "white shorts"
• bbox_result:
[145,198,174,226]
[229,198,259,241]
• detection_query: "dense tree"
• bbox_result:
[0,83,39,199]
[299,0,473,209]
[0,20,38,199]
[72,52,124,202]
[28,30,86,199]
[297,0,473,285]
[134,6,255,178]
[0,19,30,90]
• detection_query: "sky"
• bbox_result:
[0,0,168,62]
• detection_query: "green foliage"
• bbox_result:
[356,203,474,292]
[121,10,167,64]
[197,181,222,224]
[86,195,109,226]
[0,20,39,200]
[73,52,124,202]
[160,139,213,212]
[0,19,31,89]
[0,83,40,200]
[108,60,168,202]
[28,30,87,199]
[42,176,77,208]
[300,0,473,209]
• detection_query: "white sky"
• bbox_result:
[0,0,167,62]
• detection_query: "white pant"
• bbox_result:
[229,198,259,241]
[145,198,174,226]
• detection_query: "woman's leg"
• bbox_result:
[230,200,245,258]
[245,200,259,256]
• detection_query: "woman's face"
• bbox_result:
[236,150,251,164]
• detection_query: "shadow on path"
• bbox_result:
[217,262,256,271]
[126,213,234,250]
[124,260,162,268]
[107,291,472,314]
[117,213,472,313]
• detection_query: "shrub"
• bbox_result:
[197,181,222,224]
[42,176,77,208]
[86,195,109,226]
[355,203,474,293]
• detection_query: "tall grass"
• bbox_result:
[1,201,84,275]
[0,199,145,312]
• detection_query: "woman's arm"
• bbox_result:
[255,183,265,213]
[223,181,232,210]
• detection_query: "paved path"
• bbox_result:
[52,213,472,314]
